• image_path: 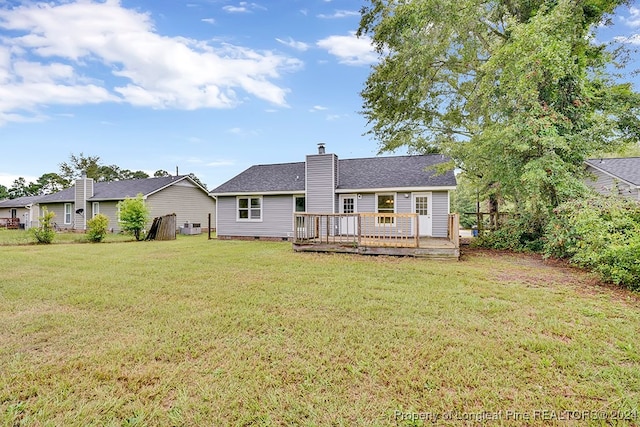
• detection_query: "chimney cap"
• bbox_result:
[317,142,326,154]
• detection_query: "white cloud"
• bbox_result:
[317,32,377,66]
[276,37,309,51]
[227,126,259,137]
[621,6,640,27]
[614,34,640,45]
[309,105,328,112]
[326,113,347,121]
[206,160,235,167]
[222,2,265,14]
[317,10,359,19]
[0,1,299,125]
[201,18,215,24]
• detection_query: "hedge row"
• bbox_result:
[475,194,640,290]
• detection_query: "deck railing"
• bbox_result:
[0,218,20,229]
[294,213,419,248]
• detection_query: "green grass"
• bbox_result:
[0,229,135,245]
[1,235,639,426]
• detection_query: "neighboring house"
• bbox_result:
[0,195,42,228]
[36,174,216,232]
[585,158,640,201]
[210,145,457,240]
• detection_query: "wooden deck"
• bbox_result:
[293,213,460,259]
[0,218,20,229]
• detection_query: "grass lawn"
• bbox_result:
[0,229,135,245]
[1,235,639,426]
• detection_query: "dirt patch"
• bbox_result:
[462,247,640,304]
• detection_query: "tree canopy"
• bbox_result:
[358,0,640,213]
[59,153,150,182]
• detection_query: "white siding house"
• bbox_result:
[211,145,457,240]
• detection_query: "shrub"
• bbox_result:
[544,194,640,289]
[473,211,547,252]
[87,214,109,243]
[31,208,56,244]
[118,194,149,241]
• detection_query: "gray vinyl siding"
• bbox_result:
[74,178,94,230]
[356,194,375,212]
[146,182,216,230]
[349,191,448,237]
[431,191,449,237]
[585,165,639,200]
[306,154,337,213]
[37,182,215,233]
[217,195,295,238]
[396,193,411,213]
[0,207,27,220]
[38,203,71,230]
[94,201,121,232]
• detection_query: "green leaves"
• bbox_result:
[30,208,56,244]
[358,0,639,212]
[118,194,150,241]
[544,195,640,288]
[87,214,110,243]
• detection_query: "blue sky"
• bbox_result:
[0,0,638,189]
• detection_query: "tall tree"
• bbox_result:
[8,177,37,198]
[358,0,639,214]
[188,173,208,190]
[59,153,102,182]
[59,154,150,182]
[0,185,8,200]
[124,170,150,180]
[34,173,70,195]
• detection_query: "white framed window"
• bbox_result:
[10,208,17,219]
[341,195,356,214]
[294,195,305,213]
[64,203,72,225]
[237,196,262,221]
[376,193,396,224]
[92,202,100,217]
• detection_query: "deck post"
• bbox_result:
[448,213,460,248]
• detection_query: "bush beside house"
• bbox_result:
[31,208,56,244]
[544,195,640,290]
[87,214,109,243]
[477,193,640,289]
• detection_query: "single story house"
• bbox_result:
[0,195,42,228]
[36,174,216,232]
[585,158,640,201]
[210,144,457,240]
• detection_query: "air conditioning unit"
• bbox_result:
[180,222,202,235]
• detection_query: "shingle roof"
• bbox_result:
[211,154,456,194]
[338,155,456,189]
[212,162,306,194]
[37,175,194,203]
[586,158,640,186]
[0,195,42,208]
